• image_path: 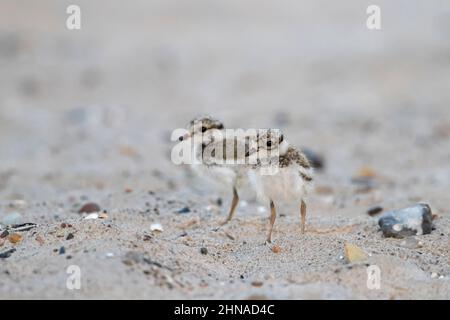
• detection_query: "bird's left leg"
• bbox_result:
[221,187,239,225]
[266,199,277,243]
[300,199,307,234]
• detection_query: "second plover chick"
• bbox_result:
[247,129,313,243]
[179,116,248,225]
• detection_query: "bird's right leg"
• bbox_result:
[266,199,277,243]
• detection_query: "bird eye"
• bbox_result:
[266,141,272,148]
[201,126,207,133]
[179,136,184,141]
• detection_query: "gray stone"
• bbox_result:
[378,203,433,238]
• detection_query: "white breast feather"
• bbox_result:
[249,165,313,204]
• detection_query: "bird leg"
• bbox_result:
[300,199,307,234]
[266,199,277,243]
[221,187,239,225]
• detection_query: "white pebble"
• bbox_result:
[84,213,99,220]
[239,201,248,208]
[106,252,114,258]
[431,272,438,278]
[150,223,163,232]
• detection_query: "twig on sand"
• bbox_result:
[8,223,37,232]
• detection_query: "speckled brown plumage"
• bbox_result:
[279,147,311,169]
[299,171,313,182]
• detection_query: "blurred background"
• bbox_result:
[1,0,450,300]
[0,0,449,204]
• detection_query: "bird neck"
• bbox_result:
[278,140,290,156]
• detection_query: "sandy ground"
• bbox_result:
[0,0,449,299]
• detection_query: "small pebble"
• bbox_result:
[271,245,282,253]
[0,248,16,259]
[150,223,163,232]
[176,207,190,214]
[35,235,45,245]
[251,281,264,287]
[200,247,208,255]
[8,233,23,244]
[66,233,74,240]
[367,206,383,216]
[78,202,101,214]
[59,246,66,255]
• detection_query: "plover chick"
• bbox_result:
[179,116,248,225]
[246,129,313,243]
